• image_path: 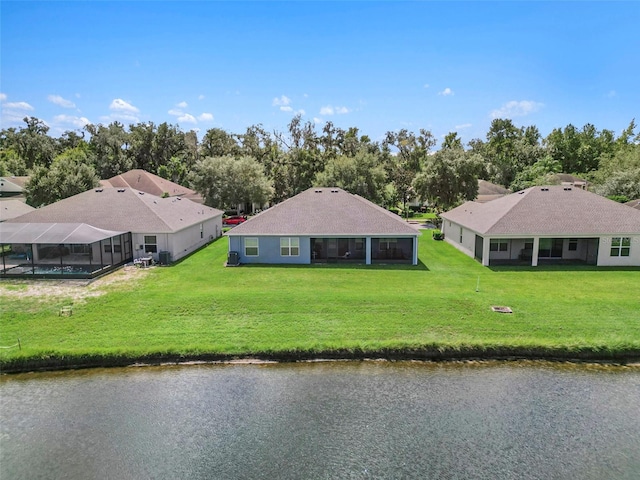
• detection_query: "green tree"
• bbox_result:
[85,122,132,178]
[189,156,272,209]
[25,147,99,207]
[413,149,483,210]
[314,147,388,203]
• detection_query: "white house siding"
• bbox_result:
[442,220,475,257]
[169,216,222,262]
[596,235,640,267]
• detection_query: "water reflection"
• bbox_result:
[1,361,639,479]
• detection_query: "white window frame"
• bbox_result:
[245,237,259,256]
[280,237,300,257]
[144,235,157,254]
[610,237,631,257]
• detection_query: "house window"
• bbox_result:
[144,235,158,253]
[71,244,91,255]
[200,223,203,239]
[610,237,631,257]
[459,227,463,244]
[245,237,259,256]
[490,239,508,252]
[280,237,299,256]
[379,238,397,251]
[568,238,578,251]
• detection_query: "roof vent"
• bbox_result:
[138,192,144,195]
[563,187,572,191]
[95,188,103,192]
[116,188,125,192]
[330,189,339,193]
[314,189,322,193]
[541,187,549,192]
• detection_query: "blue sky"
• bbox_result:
[1,1,638,146]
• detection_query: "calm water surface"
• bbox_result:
[1,361,639,480]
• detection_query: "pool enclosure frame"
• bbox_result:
[0,223,133,279]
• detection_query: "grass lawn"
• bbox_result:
[1,236,639,371]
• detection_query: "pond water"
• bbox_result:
[1,361,639,479]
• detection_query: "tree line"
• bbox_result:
[1,115,638,210]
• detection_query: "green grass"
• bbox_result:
[1,237,639,371]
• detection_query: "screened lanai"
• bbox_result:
[0,223,133,278]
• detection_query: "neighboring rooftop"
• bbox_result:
[0,200,35,222]
[441,186,640,235]
[476,180,511,203]
[8,188,222,233]
[227,187,419,236]
[102,169,204,203]
[625,199,640,211]
[0,222,124,244]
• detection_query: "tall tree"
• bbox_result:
[85,122,131,178]
[25,147,99,207]
[189,155,272,209]
[413,149,483,210]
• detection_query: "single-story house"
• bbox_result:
[4,188,223,275]
[440,185,640,267]
[226,187,420,265]
[476,180,511,203]
[101,169,204,203]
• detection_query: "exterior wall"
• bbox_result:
[442,220,475,258]
[132,215,222,262]
[229,235,312,264]
[596,235,640,267]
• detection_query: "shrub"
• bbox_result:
[432,230,444,240]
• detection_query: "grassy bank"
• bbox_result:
[1,237,639,372]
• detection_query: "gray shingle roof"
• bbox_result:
[0,200,35,222]
[0,222,124,244]
[102,169,204,203]
[8,188,222,233]
[441,186,640,236]
[227,187,419,237]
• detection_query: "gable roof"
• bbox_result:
[227,187,419,237]
[102,169,204,203]
[8,188,222,234]
[0,222,125,244]
[441,186,640,236]
[0,200,35,222]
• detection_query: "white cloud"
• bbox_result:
[109,98,139,113]
[280,105,293,112]
[491,100,543,119]
[178,113,197,124]
[423,84,430,89]
[313,117,322,124]
[168,108,183,116]
[3,101,34,110]
[272,95,291,107]
[0,93,7,101]
[48,94,76,108]
[296,109,306,116]
[320,105,350,115]
[439,88,454,96]
[455,123,472,130]
[53,114,90,128]
[177,101,188,108]
[198,113,214,121]
[198,95,205,100]
[100,112,140,124]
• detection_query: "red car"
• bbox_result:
[223,215,247,226]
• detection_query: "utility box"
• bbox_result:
[227,251,239,266]
[159,251,172,265]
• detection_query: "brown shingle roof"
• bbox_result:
[103,169,203,202]
[441,186,640,236]
[8,188,222,233]
[227,187,419,236]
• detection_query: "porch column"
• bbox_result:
[482,237,491,266]
[532,237,540,267]
[412,237,418,265]
[365,237,371,265]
